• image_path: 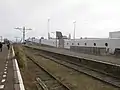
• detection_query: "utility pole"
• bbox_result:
[73,20,76,40]
[14,37,20,43]
[15,27,32,43]
[23,27,25,43]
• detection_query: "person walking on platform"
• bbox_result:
[7,42,10,50]
[0,42,3,52]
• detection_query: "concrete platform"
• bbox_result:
[27,45,120,66]
[0,45,14,90]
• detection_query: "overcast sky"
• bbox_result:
[1,0,120,40]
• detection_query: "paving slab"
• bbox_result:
[0,45,14,90]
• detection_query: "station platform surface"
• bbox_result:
[27,45,120,66]
[0,45,14,90]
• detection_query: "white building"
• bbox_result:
[109,31,120,38]
[27,31,120,54]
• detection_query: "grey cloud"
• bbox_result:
[0,0,120,40]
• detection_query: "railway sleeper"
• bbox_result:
[44,80,59,85]
[40,77,54,81]
[50,85,66,90]
[36,77,49,90]
[48,83,63,90]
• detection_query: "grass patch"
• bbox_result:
[13,44,27,69]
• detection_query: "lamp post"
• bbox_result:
[48,17,50,39]
[73,20,76,40]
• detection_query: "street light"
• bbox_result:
[73,20,76,40]
[14,26,32,43]
[48,17,50,39]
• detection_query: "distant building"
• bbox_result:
[109,31,120,38]
[62,36,68,39]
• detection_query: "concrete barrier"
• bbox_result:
[12,46,25,90]
[70,46,107,55]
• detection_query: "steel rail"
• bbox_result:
[36,53,120,88]
[26,55,71,90]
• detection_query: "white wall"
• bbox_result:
[29,38,120,54]
[64,39,120,54]
[64,39,109,48]
[41,39,59,47]
[64,40,72,49]
[109,39,120,53]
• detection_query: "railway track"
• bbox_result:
[26,54,71,90]
[32,51,120,88]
